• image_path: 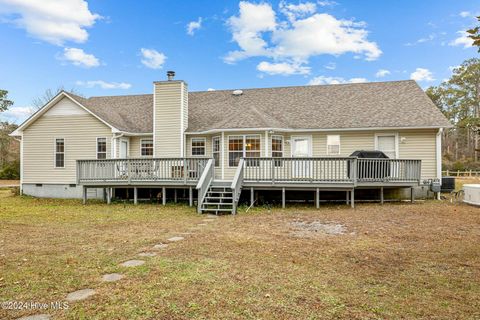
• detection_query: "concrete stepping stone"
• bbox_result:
[66,288,96,302]
[153,243,168,249]
[167,236,184,242]
[17,315,51,320]
[120,260,145,267]
[180,232,192,235]
[138,252,157,257]
[102,273,124,282]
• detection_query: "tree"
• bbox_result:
[0,90,13,113]
[467,16,480,52]
[426,58,480,162]
[32,86,84,110]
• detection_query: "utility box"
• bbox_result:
[430,181,441,193]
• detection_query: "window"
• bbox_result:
[191,138,206,156]
[212,136,220,167]
[97,138,107,159]
[271,135,283,166]
[141,139,154,156]
[327,135,340,155]
[55,138,65,168]
[228,135,260,167]
[376,134,397,159]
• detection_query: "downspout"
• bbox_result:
[13,136,23,194]
[436,128,443,200]
[112,133,124,159]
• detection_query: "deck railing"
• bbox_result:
[243,157,421,184]
[196,159,215,213]
[77,158,210,184]
[231,158,245,214]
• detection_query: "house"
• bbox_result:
[10,72,451,214]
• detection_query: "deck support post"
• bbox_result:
[189,187,193,207]
[380,187,384,205]
[350,189,355,208]
[82,186,87,205]
[346,191,349,205]
[133,187,138,205]
[162,187,166,205]
[410,187,414,203]
[174,189,177,203]
[282,188,286,208]
[315,188,320,208]
[107,188,111,205]
[250,187,254,207]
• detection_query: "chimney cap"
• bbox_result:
[167,70,175,80]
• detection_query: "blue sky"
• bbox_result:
[0,0,478,123]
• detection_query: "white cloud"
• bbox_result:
[187,17,202,36]
[61,47,100,68]
[324,62,336,70]
[459,11,471,18]
[207,88,216,91]
[257,61,310,75]
[1,106,34,122]
[308,75,367,85]
[140,48,167,69]
[0,0,101,45]
[449,31,473,48]
[224,1,381,69]
[375,69,390,78]
[410,68,435,82]
[317,0,337,6]
[76,80,131,89]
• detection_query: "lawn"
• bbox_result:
[1,189,480,319]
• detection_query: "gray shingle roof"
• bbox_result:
[68,80,451,133]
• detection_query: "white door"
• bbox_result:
[120,140,128,158]
[291,136,312,178]
[376,134,397,178]
[376,135,397,159]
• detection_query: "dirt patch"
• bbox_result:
[290,220,347,237]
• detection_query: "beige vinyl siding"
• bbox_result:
[129,136,153,158]
[23,113,112,184]
[154,81,186,157]
[186,129,438,181]
[398,129,437,180]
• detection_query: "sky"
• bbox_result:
[0,0,478,123]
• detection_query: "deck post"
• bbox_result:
[346,191,349,205]
[162,187,166,205]
[107,188,111,205]
[282,188,286,208]
[189,187,193,207]
[410,187,414,203]
[250,187,254,207]
[350,189,355,208]
[82,186,87,205]
[174,189,177,203]
[380,187,384,205]
[133,187,138,205]
[315,188,320,208]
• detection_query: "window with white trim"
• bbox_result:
[271,135,283,166]
[228,135,260,167]
[55,138,65,168]
[191,138,206,156]
[141,139,154,156]
[212,136,220,167]
[327,135,340,155]
[97,138,107,159]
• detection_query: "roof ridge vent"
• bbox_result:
[232,89,243,96]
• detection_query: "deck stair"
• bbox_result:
[200,182,234,214]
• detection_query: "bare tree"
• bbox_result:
[32,86,84,110]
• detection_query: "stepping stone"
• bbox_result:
[138,252,157,257]
[153,243,168,249]
[17,315,51,320]
[180,232,192,235]
[66,288,96,302]
[197,223,207,226]
[167,236,184,242]
[206,214,219,218]
[120,260,145,267]
[101,273,124,282]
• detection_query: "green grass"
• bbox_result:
[1,189,480,319]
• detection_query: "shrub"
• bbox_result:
[0,161,20,179]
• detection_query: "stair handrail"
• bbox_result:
[230,158,245,215]
[196,159,214,213]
